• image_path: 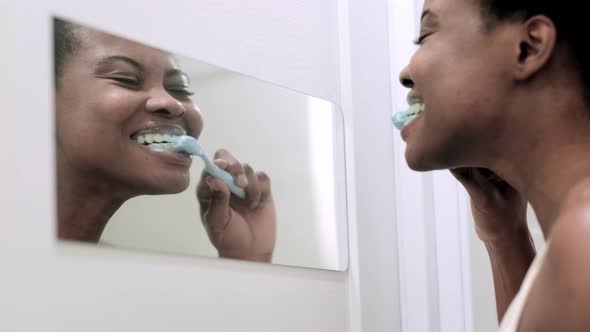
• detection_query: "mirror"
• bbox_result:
[54,17,349,271]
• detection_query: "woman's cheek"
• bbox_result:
[98,89,144,121]
[184,104,204,137]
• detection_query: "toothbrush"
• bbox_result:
[391,103,424,130]
[392,111,409,130]
[171,135,246,199]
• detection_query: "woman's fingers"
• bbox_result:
[451,167,507,202]
[213,149,248,189]
[196,149,273,233]
[256,171,272,209]
[200,175,232,232]
[243,164,262,209]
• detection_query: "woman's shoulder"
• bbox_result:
[558,176,590,225]
[552,176,590,260]
[518,178,590,330]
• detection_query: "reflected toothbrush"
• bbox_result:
[171,135,246,199]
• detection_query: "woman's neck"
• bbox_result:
[490,96,590,237]
[57,166,130,243]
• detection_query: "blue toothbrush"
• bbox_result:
[391,111,408,130]
[171,136,246,199]
[392,103,424,130]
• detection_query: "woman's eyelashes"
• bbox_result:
[96,73,142,88]
[96,73,194,99]
[166,87,195,99]
[113,76,142,88]
[413,32,433,46]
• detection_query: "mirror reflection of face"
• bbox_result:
[55,26,204,196]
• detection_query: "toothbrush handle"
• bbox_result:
[203,158,247,199]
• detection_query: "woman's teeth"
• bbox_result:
[392,103,425,129]
[405,103,425,125]
[145,142,177,152]
[133,133,182,152]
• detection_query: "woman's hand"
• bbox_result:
[196,149,276,262]
[450,167,529,242]
[451,167,536,321]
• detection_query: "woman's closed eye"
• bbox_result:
[413,32,433,46]
[167,86,195,98]
[96,73,142,88]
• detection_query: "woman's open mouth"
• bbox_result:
[392,102,425,130]
[404,102,424,126]
[130,127,187,153]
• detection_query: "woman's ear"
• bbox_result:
[513,15,557,81]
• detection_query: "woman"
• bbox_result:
[399,0,589,330]
[54,18,276,262]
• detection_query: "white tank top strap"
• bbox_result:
[498,241,550,332]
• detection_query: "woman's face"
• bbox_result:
[56,27,204,195]
[399,0,518,171]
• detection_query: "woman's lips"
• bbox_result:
[134,141,193,167]
[400,108,424,141]
[400,121,412,141]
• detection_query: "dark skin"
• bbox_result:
[56,26,276,261]
[197,153,276,261]
[399,0,590,329]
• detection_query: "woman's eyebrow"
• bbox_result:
[420,9,440,29]
[95,55,144,72]
[421,9,438,23]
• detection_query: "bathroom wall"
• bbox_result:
[2,1,349,331]
[1,0,490,331]
[1,0,406,331]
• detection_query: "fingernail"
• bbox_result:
[214,159,228,169]
[237,174,248,187]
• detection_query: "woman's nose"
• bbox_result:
[399,65,414,89]
[145,88,186,118]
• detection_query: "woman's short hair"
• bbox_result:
[53,18,81,86]
[477,0,588,101]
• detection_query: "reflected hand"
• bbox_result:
[196,149,276,262]
[450,167,529,243]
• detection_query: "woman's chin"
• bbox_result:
[134,174,191,195]
[156,180,190,195]
[405,145,439,172]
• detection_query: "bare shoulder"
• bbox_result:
[519,181,590,331]
[554,178,590,242]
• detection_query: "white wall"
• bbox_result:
[1,0,471,331]
[2,1,353,331]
